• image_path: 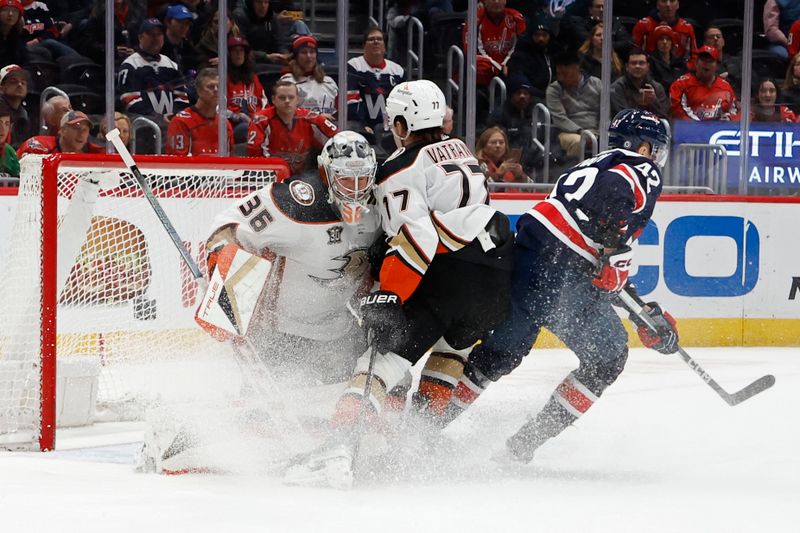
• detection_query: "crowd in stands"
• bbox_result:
[1,0,800,189]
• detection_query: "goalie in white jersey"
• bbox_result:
[285,80,514,489]
[203,131,383,384]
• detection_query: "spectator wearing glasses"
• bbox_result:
[610,48,669,118]
[346,26,405,152]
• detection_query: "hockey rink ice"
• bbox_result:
[3,346,797,533]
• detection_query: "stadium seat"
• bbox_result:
[24,60,60,92]
[613,16,639,36]
[55,86,104,115]
[427,12,466,72]
[62,62,105,93]
[750,50,789,80]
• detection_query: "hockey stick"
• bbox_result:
[617,289,775,406]
[106,128,204,282]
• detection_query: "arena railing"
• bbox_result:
[671,144,729,194]
[131,116,163,155]
[446,45,465,138]
[488,76,507,116]
[531,103,552,183]
[38,86,70,135]
[405,16,425,80]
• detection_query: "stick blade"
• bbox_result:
[726,374,776,406]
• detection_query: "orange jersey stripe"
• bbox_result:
[380,255,423,302]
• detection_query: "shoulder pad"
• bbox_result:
[270,175,340,223]
[377,143,426,185]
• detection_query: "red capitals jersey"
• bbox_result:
[17,135,104,157]
[246,107,337,175]
[227,76,268,117]
[669,73,738,121]
[464,5,526,68]
[788,20,800,57]
[166,106,234,156]
[633,16,697,59]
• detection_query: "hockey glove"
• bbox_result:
[630,302,679,355]
[360,290,406,353]
[592,245,634,293]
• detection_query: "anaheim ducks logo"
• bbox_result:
[309,248,369,284]
[289,180,315,205]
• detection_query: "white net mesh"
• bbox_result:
[0,154,281,450]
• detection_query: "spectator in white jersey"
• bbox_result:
[280,34,338,119]
[117,18,190,119]
[346,26,406,153]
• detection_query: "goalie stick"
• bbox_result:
[617,288,776,406]
[107,128,309,455]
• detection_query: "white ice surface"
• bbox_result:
[2,347,797,533]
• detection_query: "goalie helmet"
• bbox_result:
[384,79,447,133]
[608,109,670,169]
[318,131,377,224]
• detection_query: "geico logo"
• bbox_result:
[709,129,800,158]
[630,215,760,298]
[361,294,399,305]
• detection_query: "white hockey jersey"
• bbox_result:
[280,73,338,117]
[209,175,381,341]
[375,137,496,301]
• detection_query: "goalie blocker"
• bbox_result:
[195,244,272,342]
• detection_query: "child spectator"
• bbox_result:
[280,35,338,119]
[0,101,19,177]
[247,80,337,174]
[647,24,687,89]
[226,36,267,143]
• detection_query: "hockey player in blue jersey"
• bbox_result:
[439,109,680,463]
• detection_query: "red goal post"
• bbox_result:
[0,153,290,451]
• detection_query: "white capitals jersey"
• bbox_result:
[375,137,496,301]
[210,175,381,341]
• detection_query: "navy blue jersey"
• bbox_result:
[516,149,663,266]
[346,56,405,131]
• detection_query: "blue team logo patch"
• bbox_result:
[289,181,315,206]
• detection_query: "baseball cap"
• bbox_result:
[228,36,251,50]
[165,4,195,20]
[0,64,29,85]
[139,18,165,34]
[60,110,93,128]
[507,73,533,95]
[0,0,23,14]
[651,24,676,44]
[696,45,720,61]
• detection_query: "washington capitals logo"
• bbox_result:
[327,225,343,244]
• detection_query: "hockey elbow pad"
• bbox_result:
[631,303,679,355]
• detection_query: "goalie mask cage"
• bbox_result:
[0,153,290,451]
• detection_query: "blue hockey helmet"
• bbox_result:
[608,109,670,168]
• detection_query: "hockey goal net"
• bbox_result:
[0,153,290,451]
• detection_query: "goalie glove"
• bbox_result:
[592,245,633,293]
[630,302,679,355]
[360,290,406,353]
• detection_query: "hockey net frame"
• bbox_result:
[0,153,290,451]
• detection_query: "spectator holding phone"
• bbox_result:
[476,126,531,191]
[610,48,669,118]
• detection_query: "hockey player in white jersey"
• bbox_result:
[137,132,384,473]
[284,80,514,489]
[202,130,383,383]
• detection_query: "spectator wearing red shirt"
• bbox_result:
[669,46,737,121]
[788,19,800,58]
[166,68,233,156]
[226,36,267,144]
[633,0,697,60]
[465,0,526,86]
[17,111,104,156]
[247,79,338,174]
